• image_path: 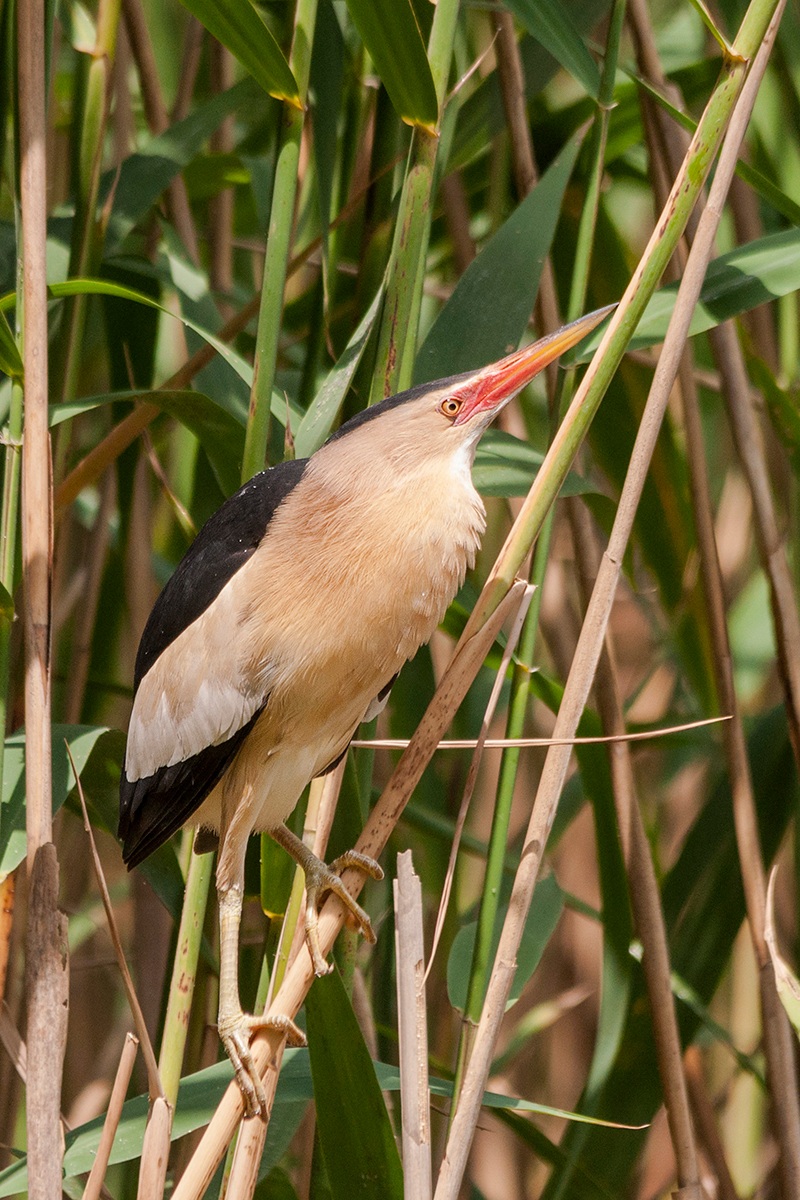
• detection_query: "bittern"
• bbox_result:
[118,306,609,1117]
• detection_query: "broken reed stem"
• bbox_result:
[171,584,525,1199]
[569,499,702,1193]
[83,1032,139,1200]
[395,852,432,1200]
[433,11,785,1196]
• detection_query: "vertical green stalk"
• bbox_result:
[450,0,627,1111]
[0,378,23,814]
[369,0,460,402]
[242,0,318,481]
[157,838,214,1106]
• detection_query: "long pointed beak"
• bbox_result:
[454,305,615,425]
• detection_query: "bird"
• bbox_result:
[118,305,610,1118]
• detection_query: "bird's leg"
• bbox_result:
[217,882,306,1120]
[270,824,383,976]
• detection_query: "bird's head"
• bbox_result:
[327,305,614,474]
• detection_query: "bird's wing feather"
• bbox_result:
[120,459,308,865]
[119,706,264,867]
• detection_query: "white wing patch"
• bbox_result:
[125,578,266,782]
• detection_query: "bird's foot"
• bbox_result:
[303,849,384,977]
[218,1008,306,1120]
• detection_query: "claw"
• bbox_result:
[271,825,384,977]
[219,1009,306,1119]
[303,851,384,976]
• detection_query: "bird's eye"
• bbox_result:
[440,396,462,418]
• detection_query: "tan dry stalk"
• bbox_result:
[137,1096,172,1198]
[84,1032,140,1200]
[569,498,702,1193]
[171,582,526,1198]
[18,0,66,1191]
[433,15,785,1198]
[395,851,432,1200]
[709,318,800,767]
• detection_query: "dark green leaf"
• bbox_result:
[504,0,600,97]
[306,970,404,1200]
[175,0,298,105]
[579,228,800,357]
[344,0,437,130]
[415,135,583,383]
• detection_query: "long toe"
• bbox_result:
[303,851,382,974]
[219,1009,304,1119]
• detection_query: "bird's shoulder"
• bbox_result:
[134,457,308,687]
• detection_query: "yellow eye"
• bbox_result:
[440,396,462,418]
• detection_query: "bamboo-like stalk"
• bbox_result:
[157,849,214,1107]
[683,1046,741,1200]
[433,6,786,1195]
[242,0,318,481]
[18,0,68,1191]
[395,851,432,1200]
[225,763,348,1195]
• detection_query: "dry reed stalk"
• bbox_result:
[84,1032,140,1200]
[171,583,525,1198]
[433,14,785,1196]
[18,0,67,1191]
[395,851,432,1200]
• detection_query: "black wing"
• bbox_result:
[119,707,264,868]
[120,459,308,866]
